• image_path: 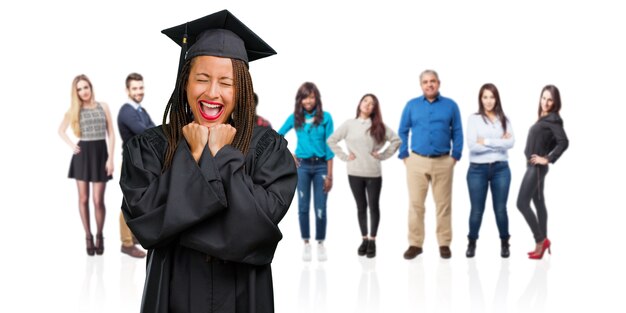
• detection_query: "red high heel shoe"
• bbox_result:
[529,238,551,259]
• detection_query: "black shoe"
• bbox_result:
[95,234,104,255]
[358,239,368,256]
[440,246,452,259]
[501,237,510,258]
[366,240,376,258]
[404,246,423,260]
[466,240,476,258]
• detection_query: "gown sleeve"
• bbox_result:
[120,127,229,249]
[121,127,298,266]
[180,128,298,265]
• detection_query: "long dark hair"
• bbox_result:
[162,58,255,171]
[294,82,323,129]
[537,84,562,119]
[355,93,385,145]
[477,83,508,132]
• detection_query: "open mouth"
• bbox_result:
[198,101,224,121]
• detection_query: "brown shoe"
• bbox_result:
[440,246,452,259]
[121,245,146,258]
[403,246,423,260]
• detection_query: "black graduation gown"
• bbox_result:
[120,125,297,313]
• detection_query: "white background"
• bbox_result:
[1,0,624,312]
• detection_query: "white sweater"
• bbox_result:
[327,118,401,177]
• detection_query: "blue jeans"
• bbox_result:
[466,161,511,240]
[297,158,328,241]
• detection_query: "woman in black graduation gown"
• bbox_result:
[119,10,297,313]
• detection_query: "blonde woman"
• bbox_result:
[58,74,115,256]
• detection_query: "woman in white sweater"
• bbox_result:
[327,94,401,258]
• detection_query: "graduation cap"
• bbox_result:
[162,9,276,76]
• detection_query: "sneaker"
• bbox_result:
[302,243,312,262]
[317,243,327,262]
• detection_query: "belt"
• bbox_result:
[299,156,325,162]
[412,151,449,158]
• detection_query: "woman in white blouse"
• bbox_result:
[465,83,514,258]
[327,94,401,258]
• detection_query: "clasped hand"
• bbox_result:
[183,122,237,161]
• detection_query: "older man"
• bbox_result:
[398,70,463,259]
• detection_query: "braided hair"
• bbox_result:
[162,58,256,171]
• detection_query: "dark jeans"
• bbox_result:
[517,164,549,243]
[466,161,511,240]
[348,175,382,237]
[297,158,328,241]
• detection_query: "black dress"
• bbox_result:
[120,125,297,313]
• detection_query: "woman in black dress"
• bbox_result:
[58,74,115,256]
[119,10,298,313]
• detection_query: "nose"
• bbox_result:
[203,81,220,99]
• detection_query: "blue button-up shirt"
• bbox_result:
[278,110,335,160]
[398,94,463,160]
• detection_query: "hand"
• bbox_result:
[370,151,380,159]
[208,124,236,156]
[105,158,114,176]
[323,176,333,193]
[183,122,209,162]
[73,144,81,155]
[347,152,356,161]
[502,132,512,139]
[530,154,549,165]
[477,137,485,145]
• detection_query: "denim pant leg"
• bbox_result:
[467,163,489,240]
[297,163,313,240]
[490,162,511,239]
[312,162,328,241]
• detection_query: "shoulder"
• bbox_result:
[323,111,333,120]
[407,96,423,105]
[467,113,482,122]
[439,95,459,107]
[98,102,111,111]
[119,103,133,111]
[251,126,288,158]
[118,104,134,116]
[339,118,354,126]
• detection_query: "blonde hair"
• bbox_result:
[68,74,94,137]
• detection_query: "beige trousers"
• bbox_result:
[120,212,134,247]
[405,153,455,247]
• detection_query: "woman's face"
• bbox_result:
[359,96,375,118]
[76,80,92,104]
[186,55,235,128]
[540,90,553,114]
[481,89,496,113]
[301,93,316,113]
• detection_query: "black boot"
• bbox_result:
[466,239,477,258]
[366,240,376,258]
[501,237,510,258]
[358,239,368,256]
